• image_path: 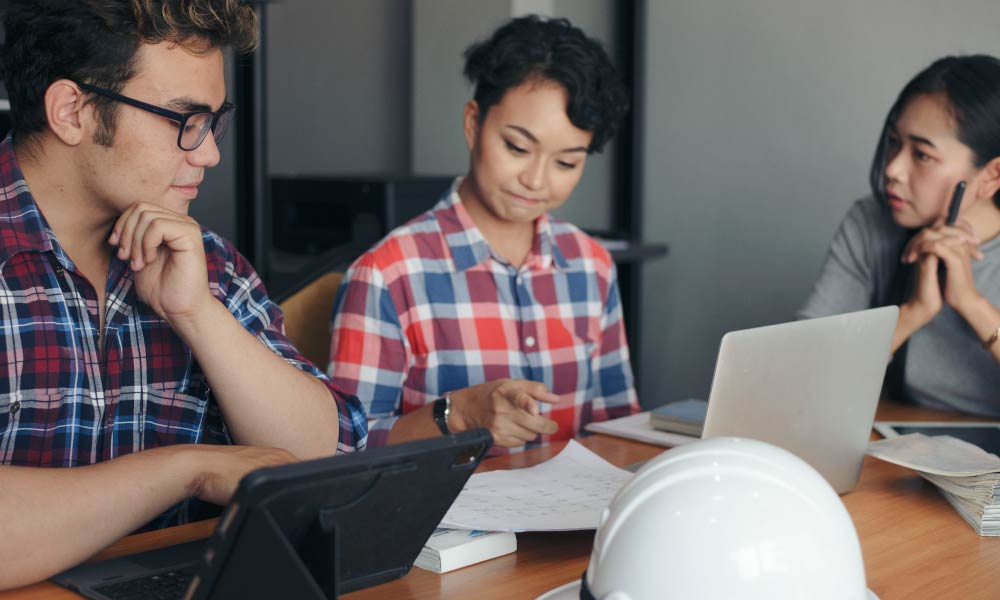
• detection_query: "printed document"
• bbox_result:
[439,440,633,532]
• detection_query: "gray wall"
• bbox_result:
[640,0,1000,406]
[195,0,414,244]
[267,0,411,175]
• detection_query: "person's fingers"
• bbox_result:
[111,203,142,259]
[902,231,938,264]
[134,212,190,269]
[909,234,968,261]
[492,420,540,447]
[510,408,559,436]
[195,446,297,504]
[939,225,981,259]
[904,224,977,263]
[514,380,560,404]
[533,415,559,435]
[952,219,980,246]
[926,238,967,272]
[111,202,189,261]
[510,389,541,416]
[121,204,169,267]
[946,224,985,260]
[130,209,162,270]
[923,222,980,259]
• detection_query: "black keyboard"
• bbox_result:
[93,569,194,600]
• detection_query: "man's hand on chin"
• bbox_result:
[109,201,214,327]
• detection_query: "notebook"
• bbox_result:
[52,429,492,600]
[649,399,708,436]
[701,306,898,493]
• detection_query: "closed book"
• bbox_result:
[650,399,708,436]
[414,528,517,573]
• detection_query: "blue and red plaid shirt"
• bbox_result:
[0,137,367,528]
[329,179,639,452]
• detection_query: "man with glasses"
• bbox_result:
[0,0,366,589]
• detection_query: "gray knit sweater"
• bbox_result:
[799,197,1000,415]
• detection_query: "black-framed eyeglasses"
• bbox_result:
[77,82,236,151]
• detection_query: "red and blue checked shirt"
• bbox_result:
[329,179,639,452]
[0,137,367,528]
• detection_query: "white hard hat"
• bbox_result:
[538,437,877,600]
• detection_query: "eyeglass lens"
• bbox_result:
[179,108,234,151]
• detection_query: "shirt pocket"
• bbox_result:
[140,375,213,447]
[0,389,92,464]
[0,333,75,396]
[0,340,78,456]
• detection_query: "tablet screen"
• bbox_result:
[888,425,1000,457]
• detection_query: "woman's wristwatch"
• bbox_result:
[433,395,451,435]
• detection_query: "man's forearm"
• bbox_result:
[0,446,198,590]
[172,300,342,459]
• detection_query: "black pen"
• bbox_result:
[945,181,966,226]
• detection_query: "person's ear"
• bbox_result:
[44,80,88,146]
[462,100,481,152]
[975,156,1000,202]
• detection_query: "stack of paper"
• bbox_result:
[867,433,1000,535]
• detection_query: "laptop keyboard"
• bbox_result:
[93,569,194,600]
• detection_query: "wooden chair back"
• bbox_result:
[278,271,344,369]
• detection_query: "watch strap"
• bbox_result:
[433,395,451,435]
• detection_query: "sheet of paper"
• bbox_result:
[439,440,633,532]
[867,433,1000,477]
[584,411,699,447]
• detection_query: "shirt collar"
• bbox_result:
[0,136,63,267]
[435,176,568,272]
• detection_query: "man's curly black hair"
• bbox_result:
[463,15,629,154]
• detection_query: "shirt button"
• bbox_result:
[55,265,64,277]
[9,401,20,415]
[525,336,536,348]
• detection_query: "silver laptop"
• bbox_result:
[701,306,898,493]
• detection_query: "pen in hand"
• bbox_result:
[937,180,970,290]
[945,180,966,226]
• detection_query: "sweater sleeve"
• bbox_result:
[798,199,891,320]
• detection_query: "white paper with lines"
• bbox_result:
[439,440,633,532]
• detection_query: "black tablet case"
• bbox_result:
[190,429,492,599]
[53,429,492,600]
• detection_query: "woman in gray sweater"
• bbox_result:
[800,55,1000,415]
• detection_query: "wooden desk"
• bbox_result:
[4,403,999,599]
